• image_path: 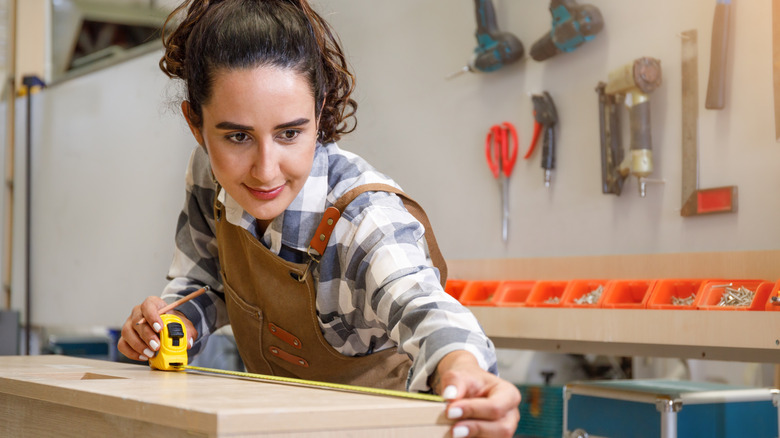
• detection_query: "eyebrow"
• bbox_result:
[214,118,311,132]
[215,121,253,131]
[274,118,310,130]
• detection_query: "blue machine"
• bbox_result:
[564,379,780,438]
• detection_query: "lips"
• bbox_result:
[246,184,284,201]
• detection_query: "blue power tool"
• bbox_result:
[530,0,603,62]
[448,0,524,78]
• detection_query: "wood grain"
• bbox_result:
[0,355,450,437]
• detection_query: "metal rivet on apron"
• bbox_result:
[293,339,299,346]
[271,348,278,354]
[298,360,305,365]
[319,234,325,241]
[327,218,334,226]
[270,326,276,332]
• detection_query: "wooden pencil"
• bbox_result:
[134,285,210,326]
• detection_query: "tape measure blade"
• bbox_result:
[184,365,444,403]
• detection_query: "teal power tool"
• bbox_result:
[448,0,524,79]
[530,0,604,62]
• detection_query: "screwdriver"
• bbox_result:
[447,0,524,79]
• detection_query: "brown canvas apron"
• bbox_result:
[214,183,448,390]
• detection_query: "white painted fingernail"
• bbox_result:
[153,322,162,332]
[139,355,148,361]
[442,385,458,400]
[447,407,463,419]
[453,425,469,438]
[144,348,154,358]
[189,338,193,348]
[149,340,160,351]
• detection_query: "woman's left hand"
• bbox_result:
[431,350,521,438]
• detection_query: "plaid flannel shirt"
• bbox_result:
[162,143,497,392]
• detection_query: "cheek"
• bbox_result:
[289,146,316,180]
[204,143,244,182]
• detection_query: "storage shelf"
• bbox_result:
[468,307,780,363]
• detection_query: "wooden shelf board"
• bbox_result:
[469,307,780,363]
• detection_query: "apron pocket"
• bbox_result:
[222,280,272,374]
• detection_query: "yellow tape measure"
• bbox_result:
[183,365,445,403]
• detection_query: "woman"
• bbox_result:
[118,1,520,436]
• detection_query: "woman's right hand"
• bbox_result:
[117,296,197,361]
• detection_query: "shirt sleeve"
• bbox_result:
[161,146,230,356]
[338,192,498,393]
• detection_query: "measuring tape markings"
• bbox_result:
[182,365,445,403]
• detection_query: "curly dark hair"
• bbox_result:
[159,0,357,143]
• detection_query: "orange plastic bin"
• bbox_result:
[525,280,569,307]
[444,279,469,301]
[765,279,780,311]
[459,281,501,306]
[494,281,536,307]
[697,280,771,311]
[601,279,656,309]
[646,278,708,310]
[562,279,610,308]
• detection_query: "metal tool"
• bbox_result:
[530,0,604,62]
[595,57,662,197]
[447,0,524,79]
[525,92,559,187]
[705,0,732,110]
[150,314,443,402]
[485,122,518,243]
[680,30,737,216]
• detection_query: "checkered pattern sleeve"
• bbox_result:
[161,147,230,355]
[317,190,498,393]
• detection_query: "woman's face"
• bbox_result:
[184,66,317,227]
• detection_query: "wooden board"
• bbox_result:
[0,355,450,437]
[469,307,780,363]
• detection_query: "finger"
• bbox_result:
[126,325,157,359]
[450,409,520,438]
[139,297,167,333]
[118,323,151,361]
[448,381,521,421]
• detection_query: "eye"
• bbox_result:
[278,129,300,142]
[226,132,250,143]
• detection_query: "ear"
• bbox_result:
[181,101,205,146]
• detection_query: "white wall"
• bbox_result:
[315,0,780,259]
[2,0,779,327]
[2,52,193,327]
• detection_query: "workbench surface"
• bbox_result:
[0,355,450,437]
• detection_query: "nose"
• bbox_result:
[250,140,279,183]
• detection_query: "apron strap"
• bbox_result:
[309,183,448,287]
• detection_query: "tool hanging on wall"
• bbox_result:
[485,122,519,243]
[524,92,559,187]
[595,57,662,197]
[447,0,524,79]
[705,0,732,110]
[680,30,737,217]
[529,0,604,62]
